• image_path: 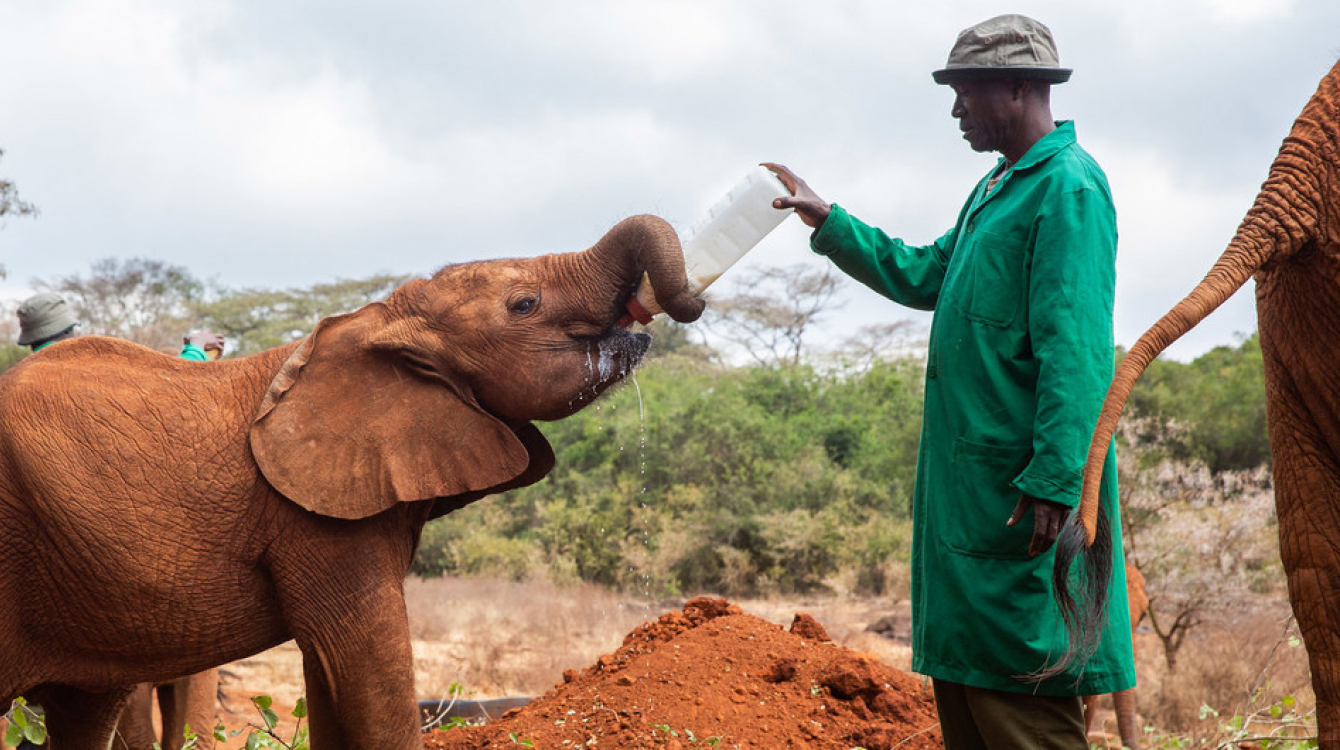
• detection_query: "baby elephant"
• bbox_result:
[0,215,703,749]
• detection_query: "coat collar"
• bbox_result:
[999,120,1076,174]
[969,121,1076,213]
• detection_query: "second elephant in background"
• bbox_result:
[1084,564,1149,748]
[115,670,221,750]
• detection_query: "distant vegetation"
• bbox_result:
[1123,335,1270,472]
[413,333,1270,599]
[0,257,1294,739]
[412,346,927,598]
[0,259,1273,599]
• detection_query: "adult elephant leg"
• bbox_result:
[114,683,159,749]
[1274,433,1340,741]
[32,683,134,749]
[1264,352,1340,742]
[159,669,221,750]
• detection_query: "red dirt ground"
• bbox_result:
[422,597,942,749]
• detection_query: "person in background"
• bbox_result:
[766,14,1135,748]
[15,292,79,352]
[17,291,223,359]
[12,290,224,750]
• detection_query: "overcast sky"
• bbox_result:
[2,0,1338,360]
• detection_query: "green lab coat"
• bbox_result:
[812,122,1135,695]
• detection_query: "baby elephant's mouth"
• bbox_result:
[591,330,651,383]
[544,330,650,420]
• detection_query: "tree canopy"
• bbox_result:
[0,259,1275,600]
[1122,335,1269,472]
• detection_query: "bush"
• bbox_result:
[412,353,925,597]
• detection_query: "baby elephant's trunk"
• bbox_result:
[582,214,706,324]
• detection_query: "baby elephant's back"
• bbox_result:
[0,336,289,680]
[0,336,245,489]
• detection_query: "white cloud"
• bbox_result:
[186,60,429,214]
[1096,137,1262,359]
[1199,0,1295,24]
[2,0,1338,360]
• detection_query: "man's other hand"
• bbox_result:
[184,329,225,354]
[1007,494,1070,556]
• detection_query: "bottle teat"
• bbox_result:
[624,166,794,325]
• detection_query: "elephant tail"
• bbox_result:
[1036,228,1259,683]
[1076,57,1336,545]
[1049,56,1339,685]
[1075,251,1258,545]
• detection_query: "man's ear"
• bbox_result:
[249,306,553,519]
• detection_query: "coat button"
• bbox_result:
[966,222,975,233]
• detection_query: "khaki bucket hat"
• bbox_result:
[16,292,79,346]
[932,14,1072,85]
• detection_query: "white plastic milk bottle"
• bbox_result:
[623,165,794,324]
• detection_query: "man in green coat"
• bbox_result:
[768,14,1135,747]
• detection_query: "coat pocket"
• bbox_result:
[941,438,1034,559]
[954,230,1027,327]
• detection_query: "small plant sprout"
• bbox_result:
[228,695,310,750]
[423,681,481,731]
[3,698,47,747]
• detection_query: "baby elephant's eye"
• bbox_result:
[509,297,539,315]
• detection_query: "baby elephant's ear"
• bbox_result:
[250,307,549,520]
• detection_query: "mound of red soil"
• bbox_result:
[423,597,941,749]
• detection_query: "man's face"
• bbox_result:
[950,79,1022,154]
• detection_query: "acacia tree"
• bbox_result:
[1117,417,1280,671]
[36,258,206,352]
[0,150,36,224]
[0,154,38,369]
[0,147,38,282]
[829,320,928,375]
[191,274,414,355]
[700,264,844,367]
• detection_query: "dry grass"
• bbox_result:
[404,575,658,698]
[212,575,1314,744]
[402,576,914,698]
[1133,597,1315,744]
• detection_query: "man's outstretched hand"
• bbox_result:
[762,163,832,230]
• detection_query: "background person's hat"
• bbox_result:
[16,292,79,345]
[932,14,1071,85]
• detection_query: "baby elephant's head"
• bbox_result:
[249,215,703,520]
[391,214,704,422]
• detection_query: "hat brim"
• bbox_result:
[18,322,78,346]
[932,66,1072,85]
